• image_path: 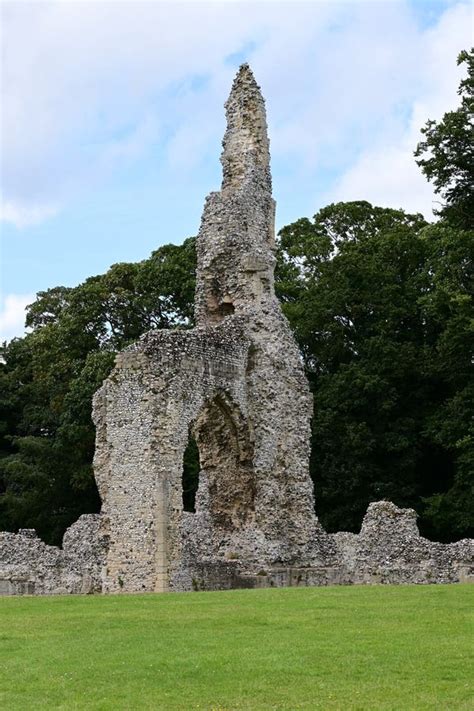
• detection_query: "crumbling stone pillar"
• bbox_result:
[92,65,330,593]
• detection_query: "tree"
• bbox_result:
[0,239,196,544]
[276,201,472,540]
[416,223,474,539]
[415,48,474,229]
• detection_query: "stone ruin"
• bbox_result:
[1,65,472,595]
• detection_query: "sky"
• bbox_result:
[0,0,472,341]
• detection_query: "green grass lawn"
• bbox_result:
[0,584,472,710]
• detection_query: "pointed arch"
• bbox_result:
[191,392,255,529]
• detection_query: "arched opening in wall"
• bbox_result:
[182,433,200,513]
[193,394,254,530]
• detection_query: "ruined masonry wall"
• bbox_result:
[0,515,106,595]
[332,501,474,585]
[1,501,472,595]
[89,63,330,594]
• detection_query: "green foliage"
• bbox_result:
[277,202,473,540]
[26,237,197,347]
[416,224,474,539]
[0,239,196,544]
[414,48,474,228]
[182,434,200,513]
[0,586,472,709]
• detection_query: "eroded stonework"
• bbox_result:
[0,515,106,595]
[1,65,472,594]
[93,66,329,593]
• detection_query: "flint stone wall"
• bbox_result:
[174,501,474,591]
[92,312,329,594]
[90,63,329,595]
[332,501,474,585]
[1,502,472,595]
[0,515,106,595]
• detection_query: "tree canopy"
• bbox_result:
[277,202,472,540]
[414,48,474,229]
[0,239,196,544]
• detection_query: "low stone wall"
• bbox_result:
[0,514,106,595]
[1,502,472,595]
[332,501,474,585]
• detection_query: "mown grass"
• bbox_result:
[0,584,472,710]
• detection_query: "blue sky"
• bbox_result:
[1,0,472,340]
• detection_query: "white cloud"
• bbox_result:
[324,142,437,218]
[0,294,34,342]
[319,2,472,219]
[1,1,300,221]
[1,0,472,228]
[0,198,59,229]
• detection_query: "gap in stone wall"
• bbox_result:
[194,395,255,530]
[182,432,200,513]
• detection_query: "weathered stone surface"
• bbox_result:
[92,65,330,593]
[0,65,472,595]
[0,515,106,595]
[333,501,474,584]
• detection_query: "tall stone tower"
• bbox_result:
[195,64,275,327]
[92,65,330,593]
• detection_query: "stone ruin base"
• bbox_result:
[1,502,472,595]
[0,515,107,596]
